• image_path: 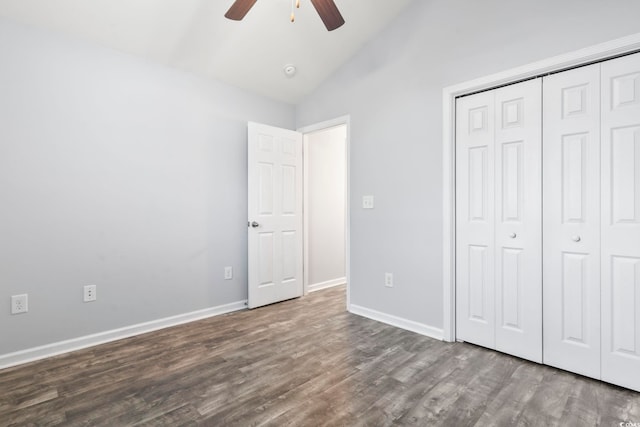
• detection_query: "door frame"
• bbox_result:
[298,115,351,309]
[442,33,640,342]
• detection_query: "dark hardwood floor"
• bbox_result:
[1,285,639,426]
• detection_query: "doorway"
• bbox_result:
[300,117,350,308]
[246,117,350,309]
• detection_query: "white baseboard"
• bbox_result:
[349,304,444,341]
[0,300,247,370]
[308,277,346,293]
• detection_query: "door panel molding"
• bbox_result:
[455,79,542,363]
[494,79,542,363]
[543,63,601,378]
[601,53,640,391]
[456,91,495,349]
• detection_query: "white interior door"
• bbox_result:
[493,79,542,363]
[456,90,496,350]
[543,64,602,378]
[456,79,542,363]
[601,52,640,392]
[248,122,303,309]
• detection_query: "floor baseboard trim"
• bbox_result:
[349,304,444,341]
[0,300,247,370]
[308,277,346,293]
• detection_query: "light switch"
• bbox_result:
[362,195,374,209]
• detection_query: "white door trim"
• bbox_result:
[298,116,351,309]
[442,32,640,342]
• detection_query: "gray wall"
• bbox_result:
[0,18,294,355]
[4,0,640,357]
[296,0,640,330]
[306,125,346,288]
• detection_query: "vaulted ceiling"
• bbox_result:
[0,0,413,103]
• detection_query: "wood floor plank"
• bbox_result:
[558,380,604,426]
[475,361,546,426]
[1,285,639,426]
[512,368,576,426]
[133,403,201,427]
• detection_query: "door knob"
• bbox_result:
[509,232,517,239]
[250,221,260,228]
[572,235,581,242]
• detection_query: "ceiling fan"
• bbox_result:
[225,0,345,32]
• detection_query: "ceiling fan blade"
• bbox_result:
[309,0,345,31]
[225,0,257,21]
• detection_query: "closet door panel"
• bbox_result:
[601,52,640,392]
[494,79,542,363]
[456,91,496,349]
[543,64,601,378]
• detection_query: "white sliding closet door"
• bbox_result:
[601,52,640,391]
[456,79,542,363]
[543,64,602,378]
[456,91,496,350]
[494,80,542,362]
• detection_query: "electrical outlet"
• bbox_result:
[224,266,233,280]
[385,273,394,288]
[11,294,28,314]
[84,285,97,302]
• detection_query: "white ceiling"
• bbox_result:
[0,0,413,104]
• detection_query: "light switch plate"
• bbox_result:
[362,195,374,209]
